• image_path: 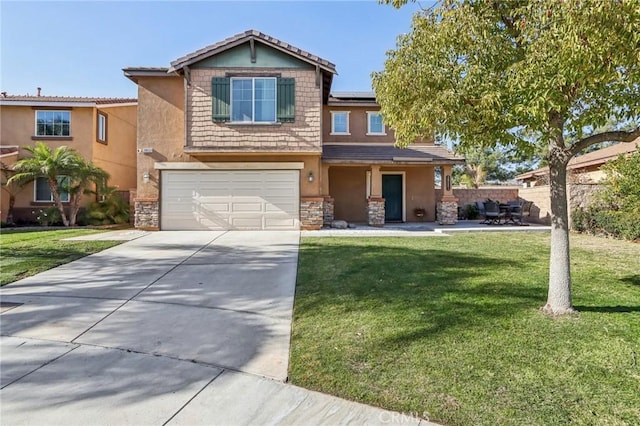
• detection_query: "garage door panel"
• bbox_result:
[161,170,299,230]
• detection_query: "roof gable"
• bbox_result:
[191,42,315,70]
[169,30,336,74]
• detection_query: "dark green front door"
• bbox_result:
[382,174,403,222]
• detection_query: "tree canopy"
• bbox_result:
[373,0,640,315]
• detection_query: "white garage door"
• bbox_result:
[161,170,299,230]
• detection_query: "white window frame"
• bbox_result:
[97,112,107,143]
[34,176,70,202]
[35,110,71,137]
[230,77,277,123]
[366,111,386,135]
[330,111,350,135]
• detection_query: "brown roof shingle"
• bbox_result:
[322,144,464,164]
[516,138,640,180]
[169,29,337,74]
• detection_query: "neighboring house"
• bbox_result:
[123,30,463,231]
[516,140,640,187]
[0,93,137,223]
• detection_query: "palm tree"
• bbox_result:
[8,142,83,226]
[67,160,109,226]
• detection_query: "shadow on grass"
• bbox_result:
[573,305,640,313]
[296,239,547,344]
[621,275,640,286]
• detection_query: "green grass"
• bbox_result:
[290,233,640,426]
[0,229,122,285]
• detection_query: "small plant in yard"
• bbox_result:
[32,207,62,227]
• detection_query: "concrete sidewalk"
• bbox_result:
[1,231,433,425]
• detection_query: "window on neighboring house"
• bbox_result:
[97,111,107,143]
[211,76,295,123]
[367,111,385,135]
[35,176,70,202]
[331,111,350,134]
[35,110,71,137]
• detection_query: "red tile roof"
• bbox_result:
[0,95,136,104]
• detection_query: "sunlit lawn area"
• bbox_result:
[0,229,122,286]
[290,233,640,425]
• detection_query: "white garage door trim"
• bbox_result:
[161,169,300,231]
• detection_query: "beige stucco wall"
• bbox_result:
[93,105,137,191]
[1,105,95,215]
[135,76,186,200]
[329,165,437,223]
[187,68,321,152]
[322,105,396,144]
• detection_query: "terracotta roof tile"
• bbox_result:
[0,95,136,104]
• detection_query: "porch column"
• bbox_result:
[368,165,385,227]
[321,164,334,226]
[437,164,458,225]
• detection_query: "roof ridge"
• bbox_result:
[169,29,336,73]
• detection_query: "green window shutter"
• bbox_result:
[277,78,295,122]
[211,77,230,122]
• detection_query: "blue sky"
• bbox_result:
[1,1,426,99]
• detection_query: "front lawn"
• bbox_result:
[0,229,122,286]
[290,233,640,425]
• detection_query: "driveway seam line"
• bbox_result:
[161,369,226,426]
[0,343,80,390]
[69,232,229,343]
[129,298,293,321]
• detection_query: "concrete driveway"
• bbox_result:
[0,231,427,425]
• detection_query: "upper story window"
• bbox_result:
[35,176,70,202]
[367,111,385,135]
[212,77,295,123]
[36,110,71,137]
[231,77,276,122]
[331,111,350,135]
[97,111,108,143]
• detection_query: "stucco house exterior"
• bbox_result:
[516,139,640,187]
[0,93,137,223]
[124,30,463,231]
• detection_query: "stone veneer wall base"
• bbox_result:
[323,196,335,227]
[135,199,159,230]
[437,201,458,225]
[367,197,385,227]
[300,197,324,230]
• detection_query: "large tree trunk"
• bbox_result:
[542,141,575,316]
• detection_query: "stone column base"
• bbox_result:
[437,200,458,225]
[135,198,159,230]
[323,196,335,227]
[300,197,324,230]
[367,197,385,227]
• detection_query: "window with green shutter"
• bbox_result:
[211,77,231,122]
[277,78,295,122]
[211,76,295,123]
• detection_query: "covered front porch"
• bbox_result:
[319,144,464,227]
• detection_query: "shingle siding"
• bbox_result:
[187,68,321,152]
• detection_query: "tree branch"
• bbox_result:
[569,127,640,157]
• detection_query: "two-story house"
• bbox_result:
[124,30,463,231]
[0,93,137,223]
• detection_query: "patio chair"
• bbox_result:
[510,201,532,225]
[483,201,505,225]
[476,201,489,224]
